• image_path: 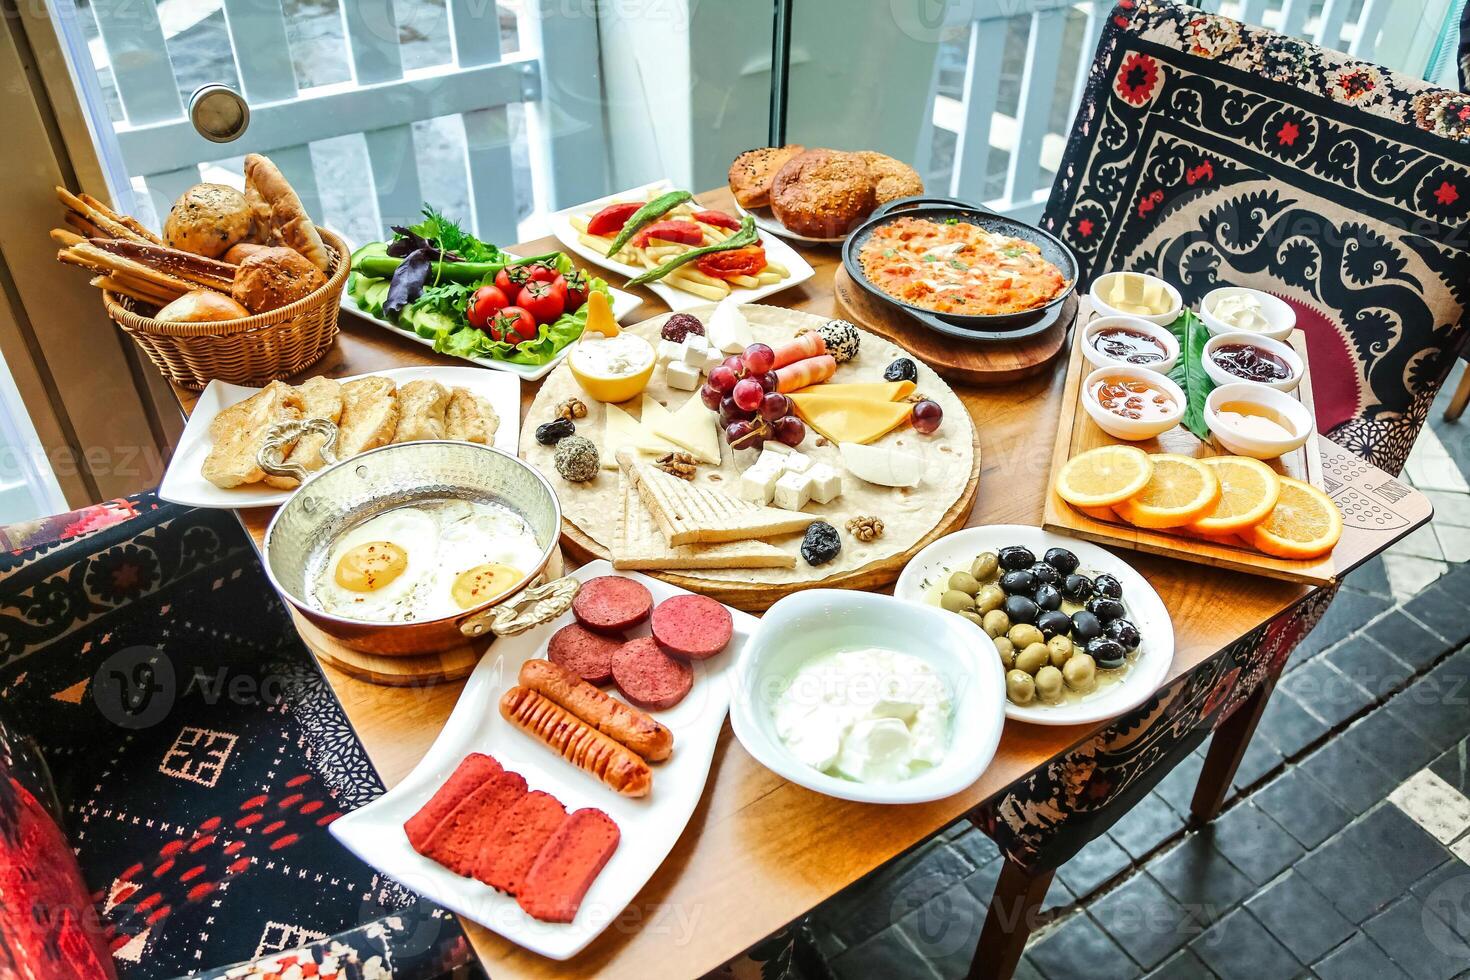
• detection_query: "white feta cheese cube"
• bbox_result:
[773,470,814,510]
[683,331,709,352]
[738,463,781,504]
[808,463,843,504]
[781,450,812,474]
[680,340,709,367]
[701,348,725,372]
[665,360,702,391]
[656,339,685,364]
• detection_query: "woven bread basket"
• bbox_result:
[103,226,350,390]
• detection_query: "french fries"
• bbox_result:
[574,188,790,299]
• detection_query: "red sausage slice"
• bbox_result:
[651,594,733,660]
[473,790,567,895]
[547,623,623,685]
[421,769,528,876]
[517,808,620,923]
[572,576,653,634]
[611,637,694,711]
[404,752,501,852]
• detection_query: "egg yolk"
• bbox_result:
[451,563,524,609]
[334,541,408,592]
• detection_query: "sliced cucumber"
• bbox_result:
[364,280,391,317]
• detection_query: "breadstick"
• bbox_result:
[59,244,196,295]
[64,212,102,239]
[91,275,175,307]
[54,187,148,243]
[80,193,160,244]
[499,686,652,796]
[51,228,85,248]
[87,238,235,291]
[519,659,673,762]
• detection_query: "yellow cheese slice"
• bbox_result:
[790,381,915,402]
[788,392,913,445]
[650,392,721,464]
[601,401,672,468]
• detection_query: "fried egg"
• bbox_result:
[429,506,544,616]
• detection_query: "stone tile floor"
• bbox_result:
[803,373,1470,977]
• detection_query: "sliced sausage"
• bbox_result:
[473,790,567,895]
[517,808,621,923]
[611,636,694,711]
[499,686,652,796]
[404,752,501,852]
[420,769,528,876]
[521,658,673,762]
[571,576,653,634]
[546,623,623,685]
[651,594,733,661]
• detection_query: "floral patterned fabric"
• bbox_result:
[1045,0,1470,475]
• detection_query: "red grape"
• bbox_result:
[717,396,751,427]
[758,391,792,421]
[699,383,722,411]
[742,343,775,375]
[774,416,806,447]
[911,399,943,434]
[708,365,738,393]
[725,420,756,445]
[721,354,746,377]
[732,378,764,412]
[756,370,779,393]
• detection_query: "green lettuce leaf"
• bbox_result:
[1166,310,1215,440]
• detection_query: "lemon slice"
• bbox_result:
[1248,477,1342,560]
[1187,457,1282,534]
[1115,454,1221,529]
[1055,446,1154,508]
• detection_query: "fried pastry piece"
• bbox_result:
[336,377,399,457]
[201,381,303,489]
[444,386,499,445]
[264,376,344,489]
[391,379,450,443]
[770,149,875,237]
[727,144,806,209]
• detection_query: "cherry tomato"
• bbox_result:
[493,264,527,294]
[490,306,537,345]
[631,220,704,247]
[693,209,741,232]
[466,284,509,328]
[586,202,640,237]
[521,262,559,284]
[558,270,590,310]
[517,279,566,325]
[696,245,767,280]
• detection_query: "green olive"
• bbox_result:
[971,552,1000,581]
[975,585,1005,614]
[1047,634,1074,668]
[993,636,1016,670]
[1015,642,1049,675]
[1035,665,1064,702]
[1063,653,1097,692]
[959,610,985,629]
[982,609,1010,638]
[1008,624,1045,650]
[948,571,982,596]
[1006,669,1036,705]
[941,590,976,613]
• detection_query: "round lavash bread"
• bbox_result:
[519,304,976,588]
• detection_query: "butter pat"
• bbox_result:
[1106,272,1171,316]
[706,296,753,354]
[1211,292,1271,332]
[773,470,813,510]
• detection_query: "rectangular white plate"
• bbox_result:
[548,179,817,313]
[159,365,521,510]
[330,561,755,961]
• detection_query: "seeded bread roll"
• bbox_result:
[230,246,326,314]
[163,183,253,258]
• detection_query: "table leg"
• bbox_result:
[966,857,1054,980]
[1189,675,1277,825]
[1446,362,1470,422]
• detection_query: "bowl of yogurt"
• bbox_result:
[1200,287,1295,341]
[567,330,655,403]
[729,590,1005,804]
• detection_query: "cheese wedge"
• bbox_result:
[613,473,793,569]
[788,392,913,445]
[706,297,753,354]
[619,451,813,545]
[650,392,721,465]
[601,401,673,468]
[790,381,915,402]
[839,441,922,487]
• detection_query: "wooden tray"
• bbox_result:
[1042,317,1336,585]
[832,265,1073,384]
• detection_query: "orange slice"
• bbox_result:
[1187,457,1282,535]
[1055,446,1154,508]
[1115,454,1221,529]
[1248,477,1342,560]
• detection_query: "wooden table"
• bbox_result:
[177,189,1400,980]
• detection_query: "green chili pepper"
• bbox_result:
[626,216,758,286]
[605,190,694,257]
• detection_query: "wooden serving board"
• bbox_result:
[1042,313,1335,585]
[832,265,1073,384]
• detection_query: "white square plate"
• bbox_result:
[330,561,755,960]
[548,180,817,313]
[159,365,521,509]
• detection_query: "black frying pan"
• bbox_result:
[842,195,1078,341]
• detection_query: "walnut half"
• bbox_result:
[654,451,698,480]
[846,515,885,541]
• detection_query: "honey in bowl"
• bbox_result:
[1215,400,1297,441]
[1092,327,1166,365]
[1211,343,1290,383]
[1090,376,1177,421]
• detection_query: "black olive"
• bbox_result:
[1087,596,1126,622]
[535,418,576,445]
[1000,570,1036,596]
[997,546,1036,572]
[1034,583,1062,611]
[1092,573,1124,599]
[883,357,918,383]
[1071,610,1103,644]
[1028,562,1060,587]
[1003,594,1039,625]
[1105,618,1141,651]
[1087,637,1127,669]
[1044,547,1080,575]
[1037,609,1072,640]
[800,521,841,566]
[1061,573,1094,603]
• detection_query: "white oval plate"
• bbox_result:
[895,525,1175,726]
[330,561,755,961]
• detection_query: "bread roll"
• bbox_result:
[155,289,250,322]
[231,246,326,314]
[163,184,253,258]
[223,242,271,264]
[244,154,330,272]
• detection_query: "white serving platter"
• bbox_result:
[895,525,1174,726]
[330,561,754,960]
[159,365,521,510]
[548,179,817,313]
[732,200,847,246]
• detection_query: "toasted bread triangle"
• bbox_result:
[613,473,793,569]
[617,450,814,546]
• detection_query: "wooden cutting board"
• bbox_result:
[1042,317,1335,585]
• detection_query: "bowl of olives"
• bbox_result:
[894,525,1174,726]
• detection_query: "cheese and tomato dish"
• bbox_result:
[858,216,1069,316]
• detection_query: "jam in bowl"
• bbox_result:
[1201,331,1302,392]
[1081,315,1179,374]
